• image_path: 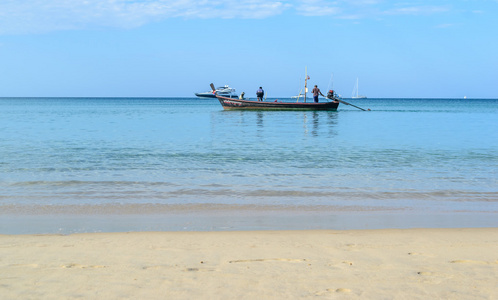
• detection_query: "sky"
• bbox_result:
[0,0,497,98]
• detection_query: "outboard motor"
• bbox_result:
[327,90,335,100]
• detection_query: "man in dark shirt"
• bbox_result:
[311,85,325,103]
[256,87,264,101]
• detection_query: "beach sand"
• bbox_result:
[1,228,497,299]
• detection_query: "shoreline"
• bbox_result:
[1,228,497,299]
[1,210,497,235]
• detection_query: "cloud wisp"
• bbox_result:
[0,0,290,34]
[0,0,456,35]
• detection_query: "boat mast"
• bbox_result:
[352,77,359,98]
[304,67,308,103]
[356,78,359,98]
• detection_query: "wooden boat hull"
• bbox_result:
[216,96,339,111]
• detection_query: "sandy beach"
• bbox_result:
[1,228,497,299]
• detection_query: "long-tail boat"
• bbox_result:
[216,95,339,111]
[212,68,340,111]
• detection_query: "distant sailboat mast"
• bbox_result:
[327,73,334,91]
[352,78,358,98]
[352,77,367,99]
[356,78,359,98]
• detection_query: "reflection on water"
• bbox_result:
[301,111,339,137]
[257,111,264,128]
[214,110,339,139]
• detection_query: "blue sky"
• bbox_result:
[0,0,497,98]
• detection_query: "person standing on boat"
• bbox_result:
[256,87,264,101]
[312,85,325,103]
[239,92,245,100]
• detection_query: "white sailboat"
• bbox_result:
[291,92,306,100]
[352,78,367,99]
[291,76,306,100]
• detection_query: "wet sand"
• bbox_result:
[1,228,497,299]
[1,208,497,234]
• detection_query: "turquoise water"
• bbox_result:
[1,97,497,233]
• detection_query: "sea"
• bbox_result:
[1,97,497,234]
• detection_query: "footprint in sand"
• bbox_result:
[142,265,172,270]
[183,267,216,272]
[416,271,453,282]
[316,288,352,295]
[417,271,434,276]
[331,288,352,293]
[61,263,107,269]
[450,260,498,265]
[229,258,307,263]
[408,252,434,257]
[342,244,359,252]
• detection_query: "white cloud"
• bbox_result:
[0,0,290,34]
[294,1,453,18]
[382,5,451,16]
[294,0,341,16]
[293,0,385,18]
[180,1,292,19]
[0,0,456,35]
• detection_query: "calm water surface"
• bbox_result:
[1,97,497,233]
